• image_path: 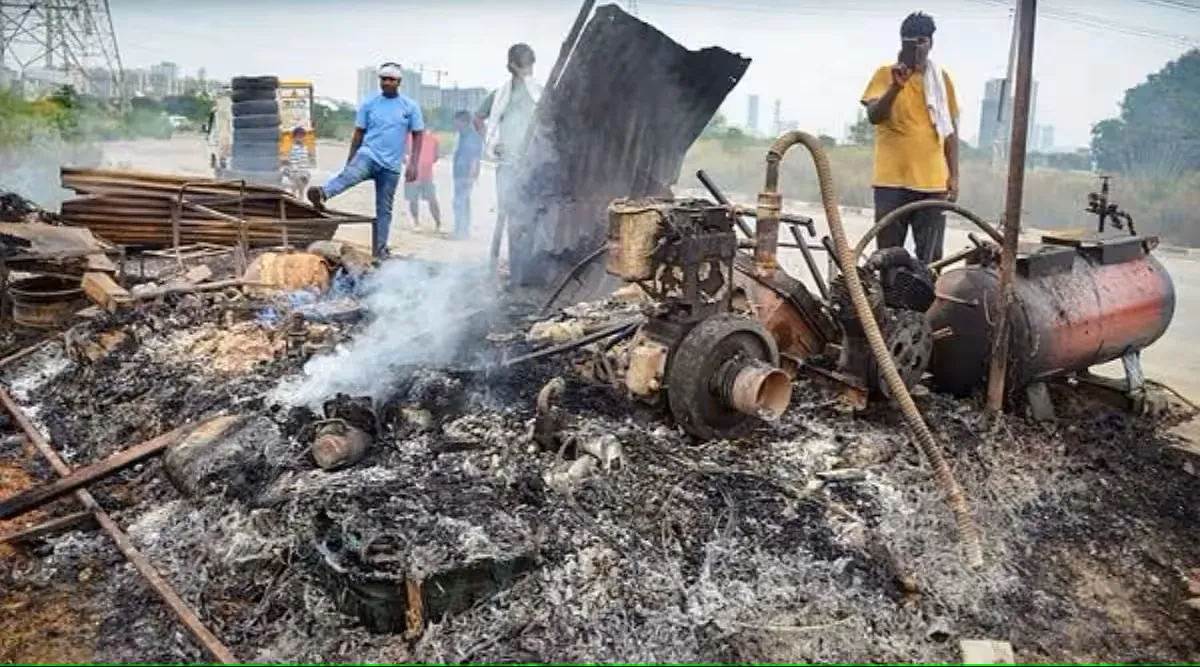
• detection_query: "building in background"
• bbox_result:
[401,68,423,102]
[356,67,376,104]
[1037,124,1055,152]
[148,61,179,97]
[441,86,488,114]
[746,94,759,134]
[978,77,1039,156]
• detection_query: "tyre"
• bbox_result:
[233,127,281,143]
[231,87,277,103]
[232,114,280,130]
[232,100,279,116]
[231,75,279,90]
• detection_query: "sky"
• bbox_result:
[104,0,1200,149]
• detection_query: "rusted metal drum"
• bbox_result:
[927,236,1175,397]
[8,275,86,329]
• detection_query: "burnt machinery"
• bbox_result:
[926,177,1175,416]
[606,198,794,439]
[599,193,940,439]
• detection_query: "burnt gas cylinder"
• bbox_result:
[927,235,1175,397]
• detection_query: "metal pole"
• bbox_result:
[985,0,1037,415]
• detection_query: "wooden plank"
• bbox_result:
[960,639,1015,664]
[0,427,186,521]
[0,388,238,664]
[82,271,133,311]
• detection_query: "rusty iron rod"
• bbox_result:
[0,510,96,546]
[986,0,1037,415]
[0,388,236,664]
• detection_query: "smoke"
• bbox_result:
[270,258,497,409]
[0,130,103,209]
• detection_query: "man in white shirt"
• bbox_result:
[474,43,542,281]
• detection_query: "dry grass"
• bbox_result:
[682,139,1200,246]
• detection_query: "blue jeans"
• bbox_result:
[323,151,400,257]
[453,176,475,239]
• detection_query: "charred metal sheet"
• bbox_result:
[57,167,368,249]
[511,3,750,288]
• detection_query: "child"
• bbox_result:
[283,126,311,199]
[405,131,442,231]
[452,110,483,240]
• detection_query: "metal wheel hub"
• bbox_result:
[665,313,781,440]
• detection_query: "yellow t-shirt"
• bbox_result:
[860,65,959,192]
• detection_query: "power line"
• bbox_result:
[970,0,1199,47]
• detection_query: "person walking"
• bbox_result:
[307,61,424,258]
[860,11,960,263]
[474,43,542,280]
[405,131,442,231]
[451,110,483,240]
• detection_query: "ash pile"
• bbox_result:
[0,254,1197,663]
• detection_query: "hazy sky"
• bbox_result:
[107,0,1200,148]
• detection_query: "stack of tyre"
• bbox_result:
[230,75,281,181]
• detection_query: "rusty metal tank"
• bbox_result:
[927,232,1175,397]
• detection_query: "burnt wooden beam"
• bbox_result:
[0,427,185,521]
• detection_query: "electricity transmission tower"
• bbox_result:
[0,0,124,95]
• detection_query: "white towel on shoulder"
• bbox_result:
[484,78,544,161]
[923,60,956,140]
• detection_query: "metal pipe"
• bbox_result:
[753,134,807,277]
[721,358,792,420]
[0,388,236,664]
[695,169,755,238]
[852,199,1002,262]
[780,130,983,568]
[789,224,829,300]
[987,0,1037,415]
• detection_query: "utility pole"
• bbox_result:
[985,0,1037,415]
[0,0,124,97]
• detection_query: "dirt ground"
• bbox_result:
[0,136,1195,664]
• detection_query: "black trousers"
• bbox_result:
[873,186,947,263]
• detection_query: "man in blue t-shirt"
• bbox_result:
[451,110,483,240]
[308,61,425,258]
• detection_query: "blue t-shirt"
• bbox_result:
[453,128,483,179]
[355,94,425,172]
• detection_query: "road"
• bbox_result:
[95,135,1198,399]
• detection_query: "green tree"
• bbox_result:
[848,113,874,145]
[1089,48,1200,175]
[313,101,357,141]
[819,134,837,148]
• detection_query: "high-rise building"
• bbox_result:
[441,86,488,115]
[978,77,1039,155]
[401,68,423,102]
[1039,124,1055,152]
[746,94,759,134]
[148,61,179,97]
[356,66,376,104]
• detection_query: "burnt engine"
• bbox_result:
[829,247,936,400]
[606,198,792,440]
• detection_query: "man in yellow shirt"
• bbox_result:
[860,11,959,262]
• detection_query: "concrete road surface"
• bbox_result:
[96,135,1198,399]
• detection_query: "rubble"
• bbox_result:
[0,253,1195,664]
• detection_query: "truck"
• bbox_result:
[205,78,317,192]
